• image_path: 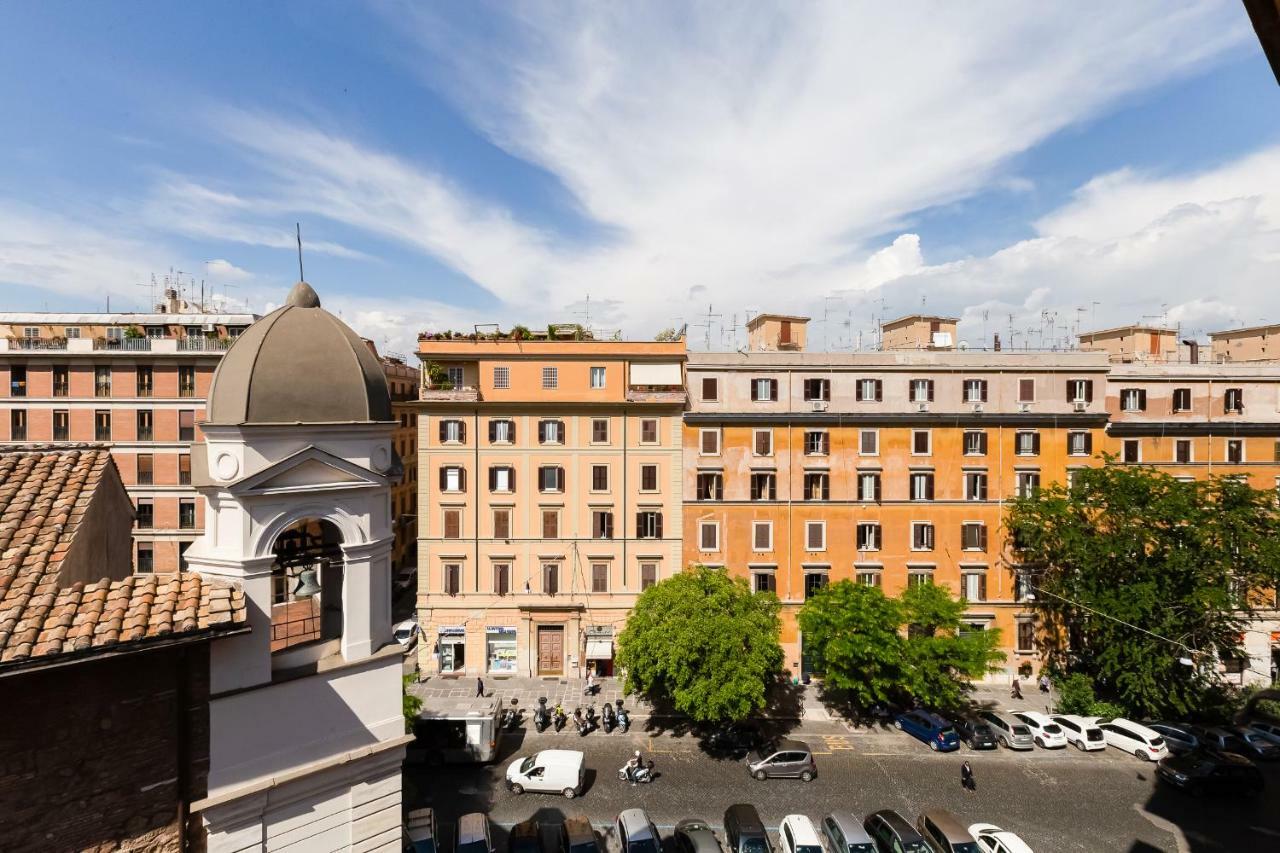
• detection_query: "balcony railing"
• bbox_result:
[95,337,151,351]
[420,383,480,402]
[178,337,233,351]
[8,337,66,350]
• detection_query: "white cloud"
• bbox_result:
[204,258,251,280]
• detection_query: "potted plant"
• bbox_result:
[424,361,452,390]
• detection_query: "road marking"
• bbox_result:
[821,735,855,751]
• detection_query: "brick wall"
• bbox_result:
[0,643,211,853]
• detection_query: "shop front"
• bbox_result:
[486,626,518,674]
[437,625,466,673]
[585,626,615,676]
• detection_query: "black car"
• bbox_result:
[560,818,599,853]
[705,723,766,759]
[724,804,772,853]
[1156,750,1264,797]
[509,820,542,853]
[953,716,998,750]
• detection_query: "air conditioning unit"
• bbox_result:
[811,401,828,412]
[916,402,929,413]
[971,402,984,413]
[1018,402,1031,413]
[202,323,216,332]
[1073,401,1087,412]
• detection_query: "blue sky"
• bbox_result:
[1,1,1277,353]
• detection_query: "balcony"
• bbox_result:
[421,383,480,402]
[95,337,152,351]
[626,385,687,404]
[3,337,67,351]
[179,337,233,351]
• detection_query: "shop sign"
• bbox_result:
[437,625,466,636]
[486,626,517,634]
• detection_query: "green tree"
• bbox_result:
[653,327,680,342]
[1007,463,1280,719]
[797,581,906,707]
[616,565,783,723]
[402,673,423,734]
[900,583,1005,710]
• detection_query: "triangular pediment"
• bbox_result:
[230,446,387,497]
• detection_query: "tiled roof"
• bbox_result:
[0,445,246,669]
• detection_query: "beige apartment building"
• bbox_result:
[415,333,686,677]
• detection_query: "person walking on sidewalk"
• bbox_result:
[586,671,596,696]
[1010,678,1023,700]
[476,676,485,698]
[961,760,975,793]
[1038,674,1051,694]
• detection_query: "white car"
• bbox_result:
[393,619,419,650]
[778,815,824,853]
[968,823,1034,853]
[1013,711,1067,749]
[1050,714,1106,751]
[1090,717,1169,761]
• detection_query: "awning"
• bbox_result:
[630,362,682,385]
[586,639,614,659]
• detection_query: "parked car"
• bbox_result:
[967,823,1033,853]
[506,749,586,797]
[1013,711,1067,749]
[748,738,816,781]
[1091,718,1169,761]
[863,810,928,853]
[724,805,772,853]
[1156,750,1265,797]
[675,820,724,853]
[616,810,662,853]
[820,813,876,853]
[404,807,437,853]
[455,814,495,853]
[1050,715,1106,752]
[915,810,979,853]
[1143,722,1199,755]
[1230,726,1280,761]
[394,618,420,650]
[394,565,417,595]
[778,816,825,853]
[1246,720,1280,745]
[895,710,960,752]
[560,817,600,853]
[705,723,766,759]
[509,820,542,853]
[953,716,998,750]
[979,711,1034,750]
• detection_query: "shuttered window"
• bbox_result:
[443,509,461,539]
[641,419,659,443]
[805,521,825,551]
[493,509,511,539]
[592,511,614,539]
[636,511,663,539]
[699,522,719,551]
[640,464,659,491]
[700,429,720,455]
[856,378,883,402]
[753,521,772,550]
[541,510,559,538]
[754,429,772,455]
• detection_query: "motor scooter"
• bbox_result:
[503,698,522,731]
[584,704,598,735]
[616,702,630,733]
[553,704,567,732]
[617,760,655,784]
[601,701,616,734]
[534,697,549,733]
[573,707,587,736]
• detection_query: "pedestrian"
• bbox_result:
[476,676,485,698]
[586,671,596,695]
[1039,674,1050,694]
[961,760,975,793]
[1010,677,1023,700]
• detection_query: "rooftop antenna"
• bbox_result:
[981,310,989,349]
[296,223,305,282]
[691,304,721,351]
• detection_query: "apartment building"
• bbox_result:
[0,301,256,573]
[685,315,1111,680]
[415,333,686,677]
[370,344,420,571]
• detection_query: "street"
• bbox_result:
[406,723,1280,853]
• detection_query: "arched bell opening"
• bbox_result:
[269,519,344,660]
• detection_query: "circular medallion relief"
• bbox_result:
[373,444,391,471]
[214,452,239,480]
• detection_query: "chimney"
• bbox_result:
[1183,339,1199,365]
[993,333,1001,352]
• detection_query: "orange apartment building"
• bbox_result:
[415,332,686,677]
[0,301,257,573]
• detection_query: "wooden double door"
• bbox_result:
[536,625,564,675]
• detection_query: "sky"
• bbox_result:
[0,1,1277,356]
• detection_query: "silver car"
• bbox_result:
[820,813,876,853]
[980,710,1035,750]
[675,820,724,853]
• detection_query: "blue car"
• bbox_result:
[895,710,960,752]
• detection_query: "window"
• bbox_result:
[803,378,830,401]
[1068,431,1091,456]
[640,418,658,443]
[962,572,987,602]
[592,511,614,540]
[909,471,935,501]
[541,509,559,538]
[590,366,606,389]
[1067,379,1093,403]
[22,327,38,339]
[1122,439,1141,464]
[440,419,466,443]
[965,471,988,501]
[856,570,882,587]
[178,365,196,397]
[1175,439,1193,464]
[591,464,609,491]
[856,522,881,551]
[1172,387,1191,412]
[909,378,934,403]
[911,429,931,455]
[9,364,27,396]
[752,521,773,551]
[1120,388,1146,412]
[591,563,609,593]
[443,563,461,596]
[135,499,153,529]
[53,410,69,442]
[750,472,777,501]
[94,410,111,441]
[1017,621,1035,653]
[1016,471,1041,498]
[64,326,80,339]
[541,367,558,389]
[640,464,659,491]
[699,521,720,551]
[493,563,511,596]
[857,472,881,502]
[751,377,778,401]
[699,429,720,455]
[179,500,196,529]
[52,365,68,397]
[859,429,878,455]
[134,365,152,397]
[136,544,154,574]
[136,410,153,442]
[1224,388,1244,414]
[178,410,194,441]
[963,430,987,456]
[538,419,564,444]
[489,419,514,443]
[538,465,565,492]
[1226,439,1245,464]
[636,511,663,539]
[106,327,123,341]
[1015,430,1040,456]
[489,465,514,493]
[753,571,777,594]
[629,561,653,591]
[492,366,510,389]
[855,378,883,402]
[804,431,829,455]
[805,521,826,551]
[696,472,723,500]
[443,509,462,539]
[441,465,466,492]
[961,522,987,550]
[493,508,511,539]
[911,522,935,550]
[753,429,773,456]
[700,377,718,401]
[964,379,988,403]
[137,454,153,485]
[9,410,26,441]
[1018,378,1036,403]
[94,366,111,397]
[803,471,829,501]
[804,572,828,599]
[907,569,934,587]
[591,418,609,443]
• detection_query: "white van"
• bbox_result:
[506,749,585,798]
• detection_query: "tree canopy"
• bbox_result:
[615,565,783,722]
[1007,463,1280,718]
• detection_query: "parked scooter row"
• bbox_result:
[529,697,630,735]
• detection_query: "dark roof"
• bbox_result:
[206,281,393,426]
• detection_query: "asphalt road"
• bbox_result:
[405,725,1280,853]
